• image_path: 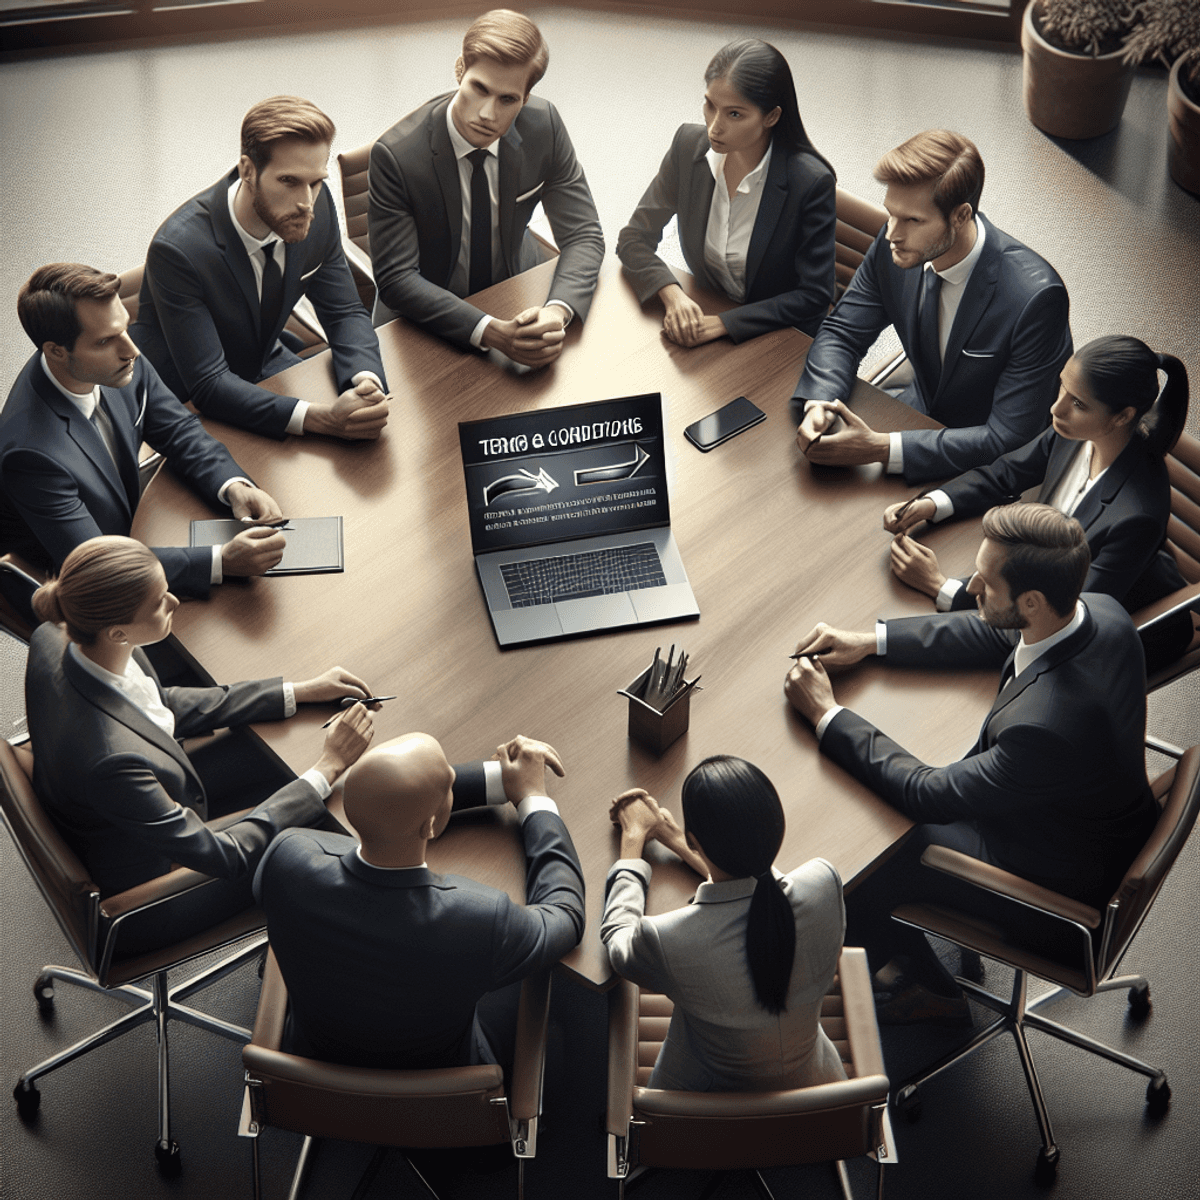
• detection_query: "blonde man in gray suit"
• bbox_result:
[601,756,846,1092]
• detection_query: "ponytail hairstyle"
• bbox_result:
[681,755,795,1014]
[704,39,835,178]
[32,536,161,646]
[1073,335,1189,459]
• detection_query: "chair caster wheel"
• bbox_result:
[155,1139,182,1177]
[33,976,54,1014]
[1128,983,1151,1019]
[1034,1144,1059,1184]
[1146,1075,1171,1115]
[896,1084,922,1123]
[13,1081,40,1121]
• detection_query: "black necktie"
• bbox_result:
[468,149,493,295]
[917,268,944,397]
[997,653,1017,695]
[260,240,283,345]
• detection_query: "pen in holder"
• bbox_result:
[618,646,700,754]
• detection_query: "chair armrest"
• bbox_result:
[864,349,908,387]
[837,948,885,1081]
[342,236,375,284]
[634,1074,891,1120]
[249,949,289,1052]
[606,977,638,1138]
[920,845,1101,929]
[509,969,551,1123]
[99,864,216,919]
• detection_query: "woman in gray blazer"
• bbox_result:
[601,756,847,1092]
[616,39,836,347]
[882,335,1190,614]
[25,535,376,947]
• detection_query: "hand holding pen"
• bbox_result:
[882,493,936,534]
[789,623,877,669]
[322,695,397,729]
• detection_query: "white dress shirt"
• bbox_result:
[702,142,772,302]
[444,108,572,349]
[226,181,381,435]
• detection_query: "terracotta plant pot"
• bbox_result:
[1021,0,1136,139]
[1168,56,1200,196]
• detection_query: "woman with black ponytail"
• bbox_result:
[884,335,1190,614]
[601,755,846,1091]
[616,38,837,347]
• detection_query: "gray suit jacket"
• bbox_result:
[26,623,326,896]
[601,857,847,1092]
[794,216,1072,484]
[616,124,836,340]
[368,94,604,347]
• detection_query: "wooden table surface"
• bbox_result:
[134,258,996,988]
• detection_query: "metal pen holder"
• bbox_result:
[618,664,696,754]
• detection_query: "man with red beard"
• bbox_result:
[132,96,389,441]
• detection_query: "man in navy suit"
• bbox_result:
[0,263,285,598]
[784,503,1155,1019]
[368,9,604,369]
[254,732,585,1069]
[132,96,389,441]
[794,130,1072,485]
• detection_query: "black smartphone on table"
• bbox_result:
[684,396,766,452]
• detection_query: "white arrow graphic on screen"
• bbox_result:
[574,443,650,486]
[483,468,559,508]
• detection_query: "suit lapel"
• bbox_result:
[497,120,523,273]
[1070,437,1140,531]
[208,169,262,330]
[1036,433,1078,503]
[935,218,999,409]
[681,141,718,291]
[97,379,144,509]
[744,146,787,296]
[430,100,464,279]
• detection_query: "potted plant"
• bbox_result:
[1123,0,1200,194]
[1021,0,1139,138]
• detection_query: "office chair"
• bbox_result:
[1135,429,1200,690]
[888,743,1200,1182]
[0,555,40,640]
[607,947,893,1200]
[240,950,553,1200]
[1,739,268,1174]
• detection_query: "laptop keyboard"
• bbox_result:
[501,542,667,608]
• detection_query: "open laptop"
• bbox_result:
[459,393,699,647]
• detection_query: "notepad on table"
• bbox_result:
[189,517,344,576]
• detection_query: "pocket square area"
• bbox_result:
[300,263,324,280]
[961,349,996,358]
[516,183,545,203]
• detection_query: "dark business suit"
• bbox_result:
[616,124,836,340]
[253,772,586,1068]
[368,94,605,347]
[0,353,245,598]
[132,168,387,440]
[26,623,327,900]
[794,216,1072,484]
[820,596,1155,905]
[939,429,1185,611]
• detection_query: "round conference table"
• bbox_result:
[133,257,996,987]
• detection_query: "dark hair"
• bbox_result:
[459,8,549,92]
[681,756,795,1015]
[18,263,121,352]
[240,96,336,175]
[1073,335,1189,458]
[704,38,835,177]
[874,129,984,220]
[31,536,161,646]
[981,503,1090,618]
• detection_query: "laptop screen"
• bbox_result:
[459,393,670,555]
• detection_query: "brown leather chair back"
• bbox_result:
[1104,746,1200,971]
[1165,431,1200,584]
[337,142,373,262]
[243,952,512,1148]
[0,739,98,970]
[834,188,888,301]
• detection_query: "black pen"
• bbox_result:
[788,650,830,660]
[321,695,398,728]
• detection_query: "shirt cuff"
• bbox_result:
[936,577,965,612]
[876,619,888,656]
[282,682,296,718]
[483,759,506,805]
[286,401,309,437]
[300,767,332,801]
[216,477,254,506]
[517,795,558,822]
[210,545,223,585]
[814,705,846,741]
[927,489,955,522]
[469,313,494,349]
[544,300,573,327]
[887,432,904,475]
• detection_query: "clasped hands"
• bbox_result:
[657,285,726,349]
[795,399,890,466]
[881,496,948,598]
[784,623,875,727]
[306,375,391,441]
[609,788,708,876]
[483,306,569,369]
[492,734,566,806]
